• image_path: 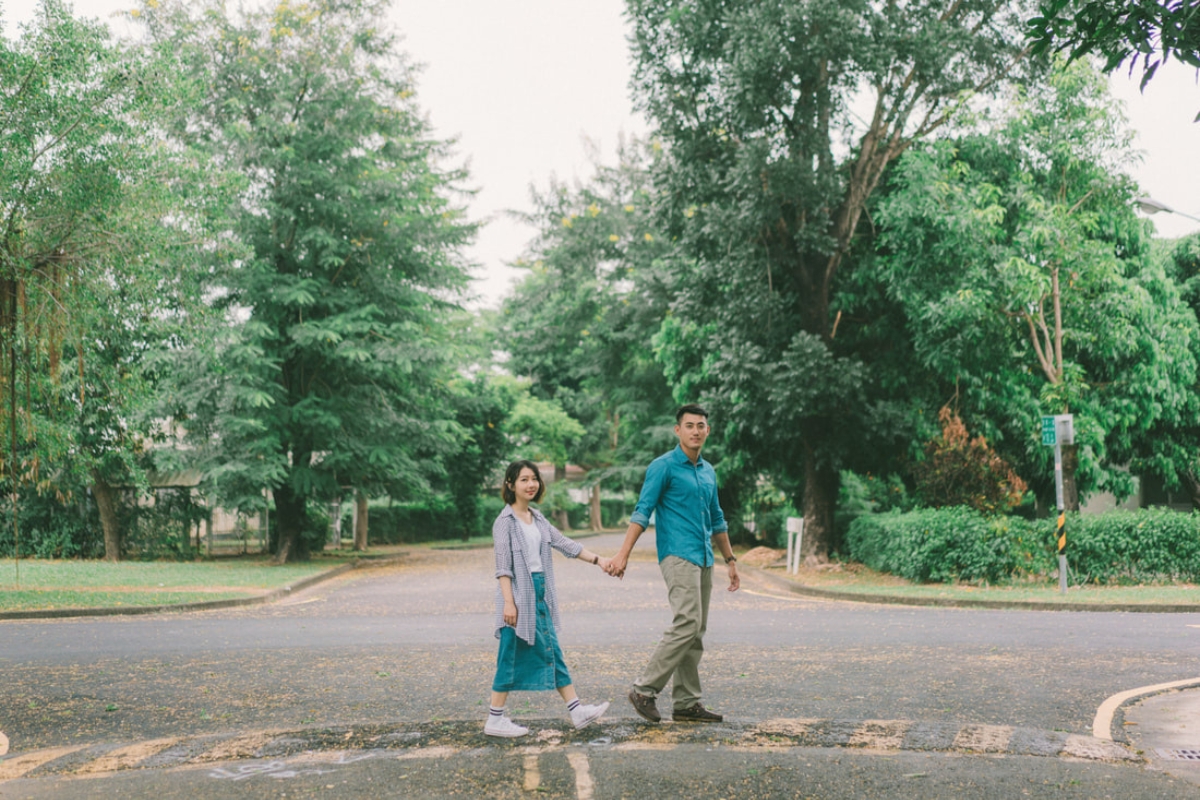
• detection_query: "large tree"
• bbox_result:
[1,0,218,560]
[626,0,1034,560]
[142,0,475,562]
[500,139,678,530]
[873,61,1200,508]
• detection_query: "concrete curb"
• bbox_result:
[743,564,1200,613]
[0,554,406,622]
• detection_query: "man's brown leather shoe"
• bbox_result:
[673,702,723,722]
[628,690,661,723]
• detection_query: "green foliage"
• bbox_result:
[350,497,473,544]
[0,492,100,559]
[847,507,1048,584]
[1,0,228,559]
[142,0,475,561]
[625,0,1033,558]
[500,137,677,494]
[836,471,913,543]
[1029,0,1200,101]
[849,507,1200,585]
[1068,510,1200,583]
[873,60,1200,508]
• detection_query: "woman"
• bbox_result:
[486,459,611,737]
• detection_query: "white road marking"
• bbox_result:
[396,746,459,760]
[1093,677,1200,740]
[1062,734,1139,761]
[0,746,86,781]
[952,725,1013,752]
[523,753,540,791]
[849,719,910,749]
[77,738,178,774]
[567,751,594,800]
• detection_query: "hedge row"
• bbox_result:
[847,507,1200,585]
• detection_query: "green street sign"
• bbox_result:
[1041,416,1056,446]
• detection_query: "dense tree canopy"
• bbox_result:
[874,62,1200,508]
[500,139,678,527]
[141,0,475,561]
[1,0,219,560]
[625,0,1035,559]
[1029,0,1200,99]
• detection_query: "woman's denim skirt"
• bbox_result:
[492,572,572,692]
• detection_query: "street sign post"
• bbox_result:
[1043,414,1074,594]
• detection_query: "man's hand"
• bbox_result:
[503,601,518,626]
[606,552,629,579]
[726,562,739,592]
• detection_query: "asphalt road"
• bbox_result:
[2,532,1200,798]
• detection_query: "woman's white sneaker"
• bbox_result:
[570,701,610,730]
[484,715,529,738]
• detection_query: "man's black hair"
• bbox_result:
[675,403,709,423]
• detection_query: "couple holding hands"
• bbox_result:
[485,404,741,738]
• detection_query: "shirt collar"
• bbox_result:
[672,444,705,467]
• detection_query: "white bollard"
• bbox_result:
[786,516,804,575]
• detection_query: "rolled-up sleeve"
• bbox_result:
[548,522,584,559]
[709,481,728,534]
[493,516,514,579]
[630,458,668,529]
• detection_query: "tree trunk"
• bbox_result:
[1061,443,1080,511]
[92,472,122,562]
[354,491,368,551]
[273,481,306,564]
[1184,470,1200,511]
[800,447,839,564]
[589,483,602,531]
[553,463,570,531]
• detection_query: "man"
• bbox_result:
[606,403,739,723]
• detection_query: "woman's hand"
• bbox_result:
[597,556,613,574]
[503,601,518,626]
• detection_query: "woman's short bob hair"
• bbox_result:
[502,459,546,505]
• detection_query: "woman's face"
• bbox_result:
[512,467,540,502]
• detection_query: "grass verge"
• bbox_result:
[758,558,1200,606]
[0,557,343,613]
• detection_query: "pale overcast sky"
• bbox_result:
[5,0,1199,307]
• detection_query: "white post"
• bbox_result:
[786,516,804,575]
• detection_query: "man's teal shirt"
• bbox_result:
[630,445,728,567]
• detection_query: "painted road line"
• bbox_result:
[952,724,1014,752]
[848,720,911,749]
[0,731,7,756]
[396,746,459,760]
[76,738,179,774]
[0,746,87,781]
[523,753,540,791]
[1063,734,1139,761]
[567,751,594,800]
[1093,677,1200,740]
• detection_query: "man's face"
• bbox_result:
[675,413,710,451]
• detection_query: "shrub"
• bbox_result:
[847,507,1047,584]
[848,506,1200,585]
[910,407,1028,513]
[1068,510,1200,584]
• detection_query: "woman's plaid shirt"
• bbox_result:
[492,504,583,646]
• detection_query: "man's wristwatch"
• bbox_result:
[724,555,737,565]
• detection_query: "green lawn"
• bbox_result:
[0,558,333,612]
[767,561,1200,606]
